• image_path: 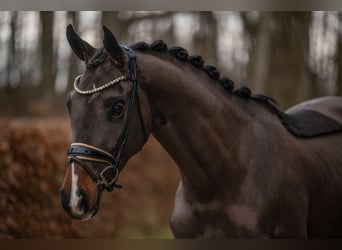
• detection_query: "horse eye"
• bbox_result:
[109,101,125,117]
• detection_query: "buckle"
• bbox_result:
[99,165,119,188]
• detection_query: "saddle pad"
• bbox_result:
[280,109,342,138]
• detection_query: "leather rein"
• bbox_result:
[68,45,148,192]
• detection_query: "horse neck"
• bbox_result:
[137,52,260,202]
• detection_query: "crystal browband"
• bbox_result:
[73,75,127,95]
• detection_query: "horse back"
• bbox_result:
[286,96,342,124]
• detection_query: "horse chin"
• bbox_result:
[69,207,98,221]
[79,210,96,221]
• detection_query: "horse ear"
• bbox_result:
[66,24,95,62]
[103,25,123,65]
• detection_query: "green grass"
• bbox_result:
[113,225,174,239]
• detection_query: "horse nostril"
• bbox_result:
[60,188,71,214]
[77,188,90,213]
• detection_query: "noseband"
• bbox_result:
[68,45,148,192]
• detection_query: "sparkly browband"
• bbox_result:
[73,75,127,95]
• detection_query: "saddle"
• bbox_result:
[280,109,342,138]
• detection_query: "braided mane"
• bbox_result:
[130,40,283,118]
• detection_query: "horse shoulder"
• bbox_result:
[170,181,202,238]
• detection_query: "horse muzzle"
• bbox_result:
[60,186,99,221]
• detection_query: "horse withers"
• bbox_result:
[60,24,342,238]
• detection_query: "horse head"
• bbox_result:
[60,25,152,220]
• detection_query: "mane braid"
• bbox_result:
[129,40,284,119]
[130,41,149,51]
[203,65,220,80]
[188,55,204,68]
[168,46,188,61]
[150,40,168,52]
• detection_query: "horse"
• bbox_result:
[60,24,342,238]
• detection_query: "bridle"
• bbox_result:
[67,45,148,192]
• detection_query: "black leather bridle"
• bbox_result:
[68,45,148,192]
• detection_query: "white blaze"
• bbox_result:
[69,162,82,214]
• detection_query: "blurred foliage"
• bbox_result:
[0,11,341,116]
[0,118,179,238]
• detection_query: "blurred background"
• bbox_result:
[0,11,341,238]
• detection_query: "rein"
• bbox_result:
[68,45,147,192]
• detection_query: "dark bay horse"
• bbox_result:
[60,24,342,238]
